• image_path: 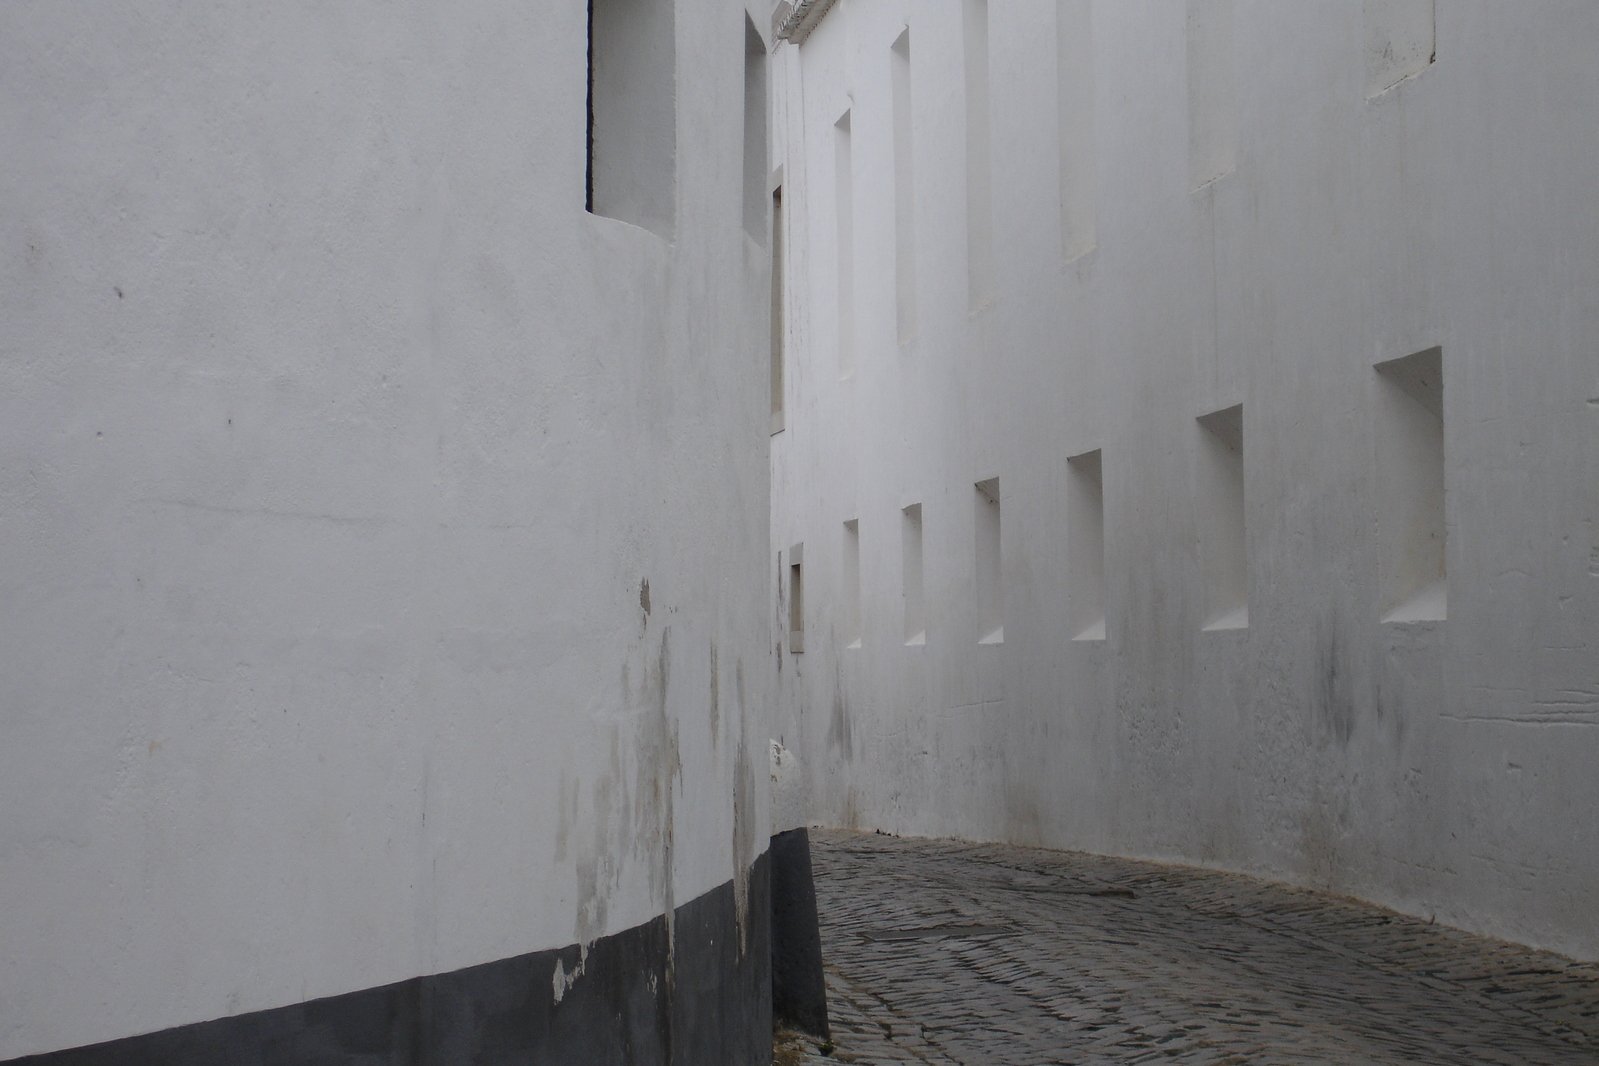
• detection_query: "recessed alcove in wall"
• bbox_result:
[903,503,926,645]
[963,0,994,310]
[789,542,805,654]
[835,109,855,379]
[1186,0,1236,191]
[1066,449,1106,641]
[891,28,917,344]
[1365,0,1435,98]
[1375,347,1446,622]
[975,479,1004,644]
[742,16,768,241]
[842,519,862,649]
[586,0,677,235]
[1196,404,1248,631]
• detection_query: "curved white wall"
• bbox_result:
[771,0,1599,959]
[0,1,773,1058]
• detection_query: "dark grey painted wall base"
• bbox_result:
[8,855,770,1066]
[769,828,829,1039]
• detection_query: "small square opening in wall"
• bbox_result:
[1375,347,1445,622]
[1196,404,1248,631]
[788,543,805,654]
[1066,449,1106,641]
[975,478,1003,645]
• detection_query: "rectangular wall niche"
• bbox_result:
[742,17,768,241]
[1365,0,1435,97]
[835,110,855,379]
[1186,0,1236,190]
[891,28,917,344]
[1066,449,1106,641]
[975,478,1004,644]
[842,520,862,648]
[1375,347,1445,621]
[788,543,805,653]
[903,503,926,645]
[587,0,677,235]
[1196,405,1248,630]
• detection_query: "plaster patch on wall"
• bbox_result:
[551,943,589,1005]
[1365,0,1435,98]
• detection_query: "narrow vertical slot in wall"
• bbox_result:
[587,0,677,234]
[1196,405,1248,630]
[891,28,917,344]
[770,185,785,434]
[975,479,1004,644]
[835,110,855,379]
[1186,0,1236,191]
[903,504,926,645]
[742,17,768,241]
[842,520,862,648]
[1066,449,1106,641]
[963,0,994,310]
[1365,0,1435,97]
[788,543,805,653]
[1375,347,1446,621]
[1057,0,1097,261]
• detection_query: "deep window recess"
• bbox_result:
[975,478,1004,644]
[1375,347,1445,621]
[743,17,768,240]
[789,543,805,653]
[587,0,677,235]
[1196,405,1248,631]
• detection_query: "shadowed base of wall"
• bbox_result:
[8,854,771,1066]
[770,828,829,1039]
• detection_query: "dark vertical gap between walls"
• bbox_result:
[585,0,596,213]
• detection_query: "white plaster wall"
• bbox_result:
[0,1,773,1057]
[771,0,1599,959]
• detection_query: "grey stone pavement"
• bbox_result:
[773,829,1599,1065]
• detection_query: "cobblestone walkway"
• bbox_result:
[775,829,1599,1065]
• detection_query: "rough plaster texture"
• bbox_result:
[770,1,1599,959]
[0,1,774,1058]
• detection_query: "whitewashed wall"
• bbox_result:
[770,0,1599,959]
[0,1,774,1057]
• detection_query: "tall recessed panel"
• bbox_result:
[903,504,926,645]
[1375,348,1445,621]
[843,519,862,648]
[975,479,1004,644]
[1196,405,1248,630]
[891,28,917,344]
[588,0,677,234]
[1067,449,1106,640]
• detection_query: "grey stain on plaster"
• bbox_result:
[574,628,680,947]
[828,676,854,760]
[1314,618,1355,748]
[640,578,651,620]
[709,643,720,750]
